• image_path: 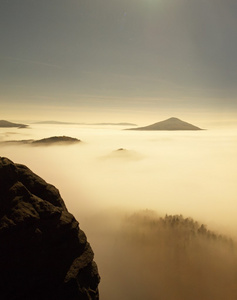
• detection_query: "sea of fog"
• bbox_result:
[1,123,237,299]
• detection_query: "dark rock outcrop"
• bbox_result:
[0,157,100,300]
[126,117,203,131]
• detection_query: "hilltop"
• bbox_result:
[32,136,81,145]
[101,148,144,161]
[33,121,137,126]
[2,136,81,146]
[126,117,203,131]
[0,120,28,128]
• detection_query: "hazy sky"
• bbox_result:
[1,0,237,122]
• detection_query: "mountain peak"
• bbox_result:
[126,117,203,131]
[167,117,181,121]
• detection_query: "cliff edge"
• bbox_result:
[0,157,100,300]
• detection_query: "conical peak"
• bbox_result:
[126,117,203,131]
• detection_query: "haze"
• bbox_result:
[1,0,237,298]
[1,123,237,299]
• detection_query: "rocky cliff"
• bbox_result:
[0,157,100,300]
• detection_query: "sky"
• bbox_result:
[1,0,237,123]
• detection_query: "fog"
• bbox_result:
[1,123,237,299]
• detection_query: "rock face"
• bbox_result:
[126,117,203,131]
[0,157,100,300]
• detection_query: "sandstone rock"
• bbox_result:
[0,157,100,300]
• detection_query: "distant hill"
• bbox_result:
[33,121,137,126]
[126,117,203,131]
[33,121,76,125]
[32,136,81,145]
[0,120,28,128]
[101,148,143,161]
[2,136,81,146]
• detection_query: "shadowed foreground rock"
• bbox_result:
[0,157,100,300]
